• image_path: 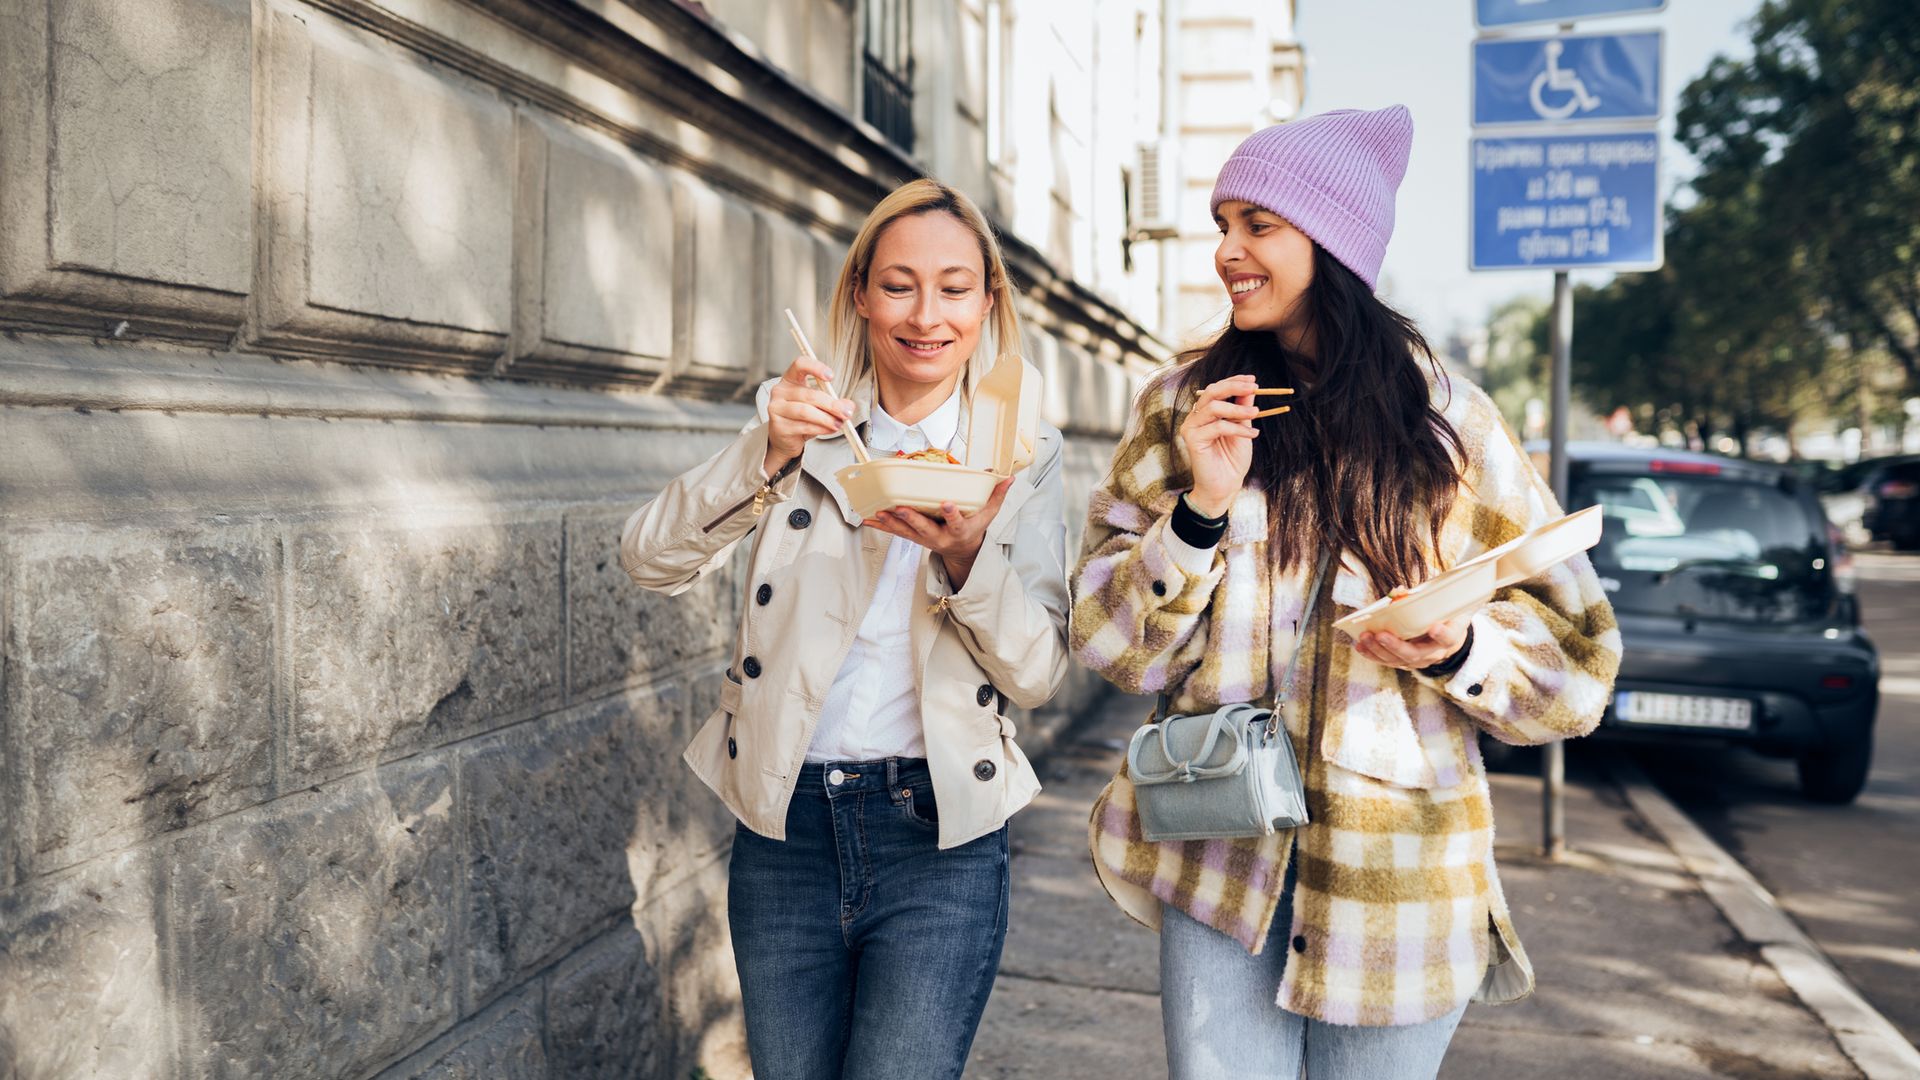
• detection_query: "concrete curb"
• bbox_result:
[1609,759,1920,1080]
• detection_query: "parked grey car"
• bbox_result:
[1508,444,1880,803]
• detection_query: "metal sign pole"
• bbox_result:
[1469,4,1665,860]
[1544,269,1572,860]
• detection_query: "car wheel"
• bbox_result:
[1797,730,1873,804]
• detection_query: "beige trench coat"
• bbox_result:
[620,379,1071,849]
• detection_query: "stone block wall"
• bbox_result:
[0,0,1160,1076]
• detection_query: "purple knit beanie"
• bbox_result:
[1210,105,1414,291]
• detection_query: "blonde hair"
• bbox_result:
[826,179,1023,400]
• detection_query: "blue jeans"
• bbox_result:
[1160,855,1467,1079]
[727,758,1010,1080]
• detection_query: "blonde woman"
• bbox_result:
[620,179,1069,1080]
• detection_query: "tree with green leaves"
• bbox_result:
[1496,0,1916,455]
[1679,0,1920,391]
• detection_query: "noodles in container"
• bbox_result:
[836,352,1042,520]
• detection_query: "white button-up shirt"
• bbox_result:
[805,386,964,763]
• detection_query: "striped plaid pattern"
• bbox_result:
[1073,367,1621,1026]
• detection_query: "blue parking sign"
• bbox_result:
[1474,31,1661,127]
[1476,0,1665,29]
[1470,131,1663,271]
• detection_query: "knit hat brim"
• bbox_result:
[1212,155,1390,290]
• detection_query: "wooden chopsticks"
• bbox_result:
[1252,387,1295,419]
[783,308,871,464]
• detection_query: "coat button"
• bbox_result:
[788,508,812,529]
[727,737,738,759]
[1292,934,1307,954]
[977,684,995,708]
[1151,580,1167,597]
[756,583,773,606]
[973,760,997,782]
[742,656,762,678]
[1467,683,1484,697]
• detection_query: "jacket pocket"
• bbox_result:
[1318,649,1442,789]
[900,781,940,829]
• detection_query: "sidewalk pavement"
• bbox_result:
[966,693,1866,1079]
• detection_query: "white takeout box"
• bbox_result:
[835,353,1042,520]
[1333,504,1604,639]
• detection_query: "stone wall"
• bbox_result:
[0,0,1156,1077]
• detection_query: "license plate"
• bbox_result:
[1614,691,1753,730]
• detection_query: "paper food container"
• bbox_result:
[1333,558,1500,640]
[835,354,1042,520]
[1331,504,1604,639]
[1480,504,1604,585]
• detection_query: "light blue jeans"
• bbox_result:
[1160,856,1468,1079]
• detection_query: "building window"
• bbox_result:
[863,0,914,152]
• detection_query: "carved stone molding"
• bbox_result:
[0,0,1164,390]
[0,0,253,342]
[248,3,516,371]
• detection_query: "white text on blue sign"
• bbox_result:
[1471,132,1661,270]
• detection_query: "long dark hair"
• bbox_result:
[1179,244,1464,593]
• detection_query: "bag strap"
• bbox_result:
[1265,548,1333,737]
[1151,548,1334,726]
[1131,709,1250,783]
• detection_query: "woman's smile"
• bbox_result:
[1228,273,1270,305]
[897,336,954,357]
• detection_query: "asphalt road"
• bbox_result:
[1634,550,1920,1047]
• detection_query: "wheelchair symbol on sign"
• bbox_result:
[1530,40,1601,120]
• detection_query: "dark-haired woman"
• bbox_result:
[1071,106,1621,1078]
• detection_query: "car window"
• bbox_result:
[1880,462,1920,487]
[1573,473,1833,625]
[1843,455,1920,492]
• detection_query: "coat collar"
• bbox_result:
[801,429,868,528]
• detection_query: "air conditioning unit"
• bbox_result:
[1130,139,1180,241]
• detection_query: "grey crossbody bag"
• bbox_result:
[1126,550,1330,843]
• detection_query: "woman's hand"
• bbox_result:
[1179,374,1262,517]
[764,354,856,476]
[1354,614,1471,672]
[862,477,1015,590]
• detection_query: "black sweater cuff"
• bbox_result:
[1170,494,1229,549]
[1419,624,1475,679]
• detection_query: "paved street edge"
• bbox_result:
[1608,760,1920,1080]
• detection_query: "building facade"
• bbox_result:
[0,0,1301,1075]
[1165,0,1309,342]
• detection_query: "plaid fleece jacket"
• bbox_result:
[1072,366,1621,1026]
